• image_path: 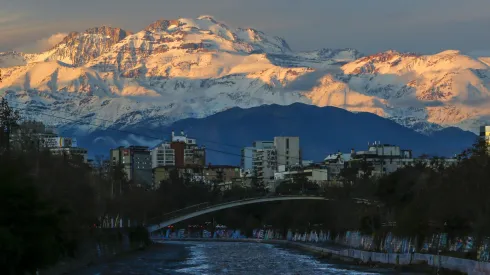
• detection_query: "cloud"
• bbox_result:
[15,32,68,53]
[0,13,25,25]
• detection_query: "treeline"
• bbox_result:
[0,99,152,274]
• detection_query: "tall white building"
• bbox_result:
[253,148,277,184]
[150,142,175,168]
[274,136,300,167]
[240,141,274,174]
[241,138,300,191]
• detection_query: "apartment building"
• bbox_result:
[203,165,241,184]
[151,142,175,168]
[111,146,152,187]
[349,142,412,176]
[150,130,206,169]
[9,128,88,162]
[40,135,88,162]
[274,136,301,167]
[152,164,240,188]
[240,137,300,190]
[253,148,277,188]
[324,151,353,179]
[274,164,328,185]
[171,130,206,167]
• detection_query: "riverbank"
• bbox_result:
[40,243,154,275]
[68,242,192,275]
[40,228,152,275]
[155,238,479,274]
[65,239,404,274]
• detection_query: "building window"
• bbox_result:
[286,138,289,149]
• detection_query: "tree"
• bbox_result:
[250,168,267,194]
[0,98,20,152]
[0,154,67,274]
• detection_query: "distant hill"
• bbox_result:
[78,103,477,165]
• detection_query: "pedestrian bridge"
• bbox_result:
[146,196,373,233]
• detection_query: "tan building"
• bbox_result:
[203,165,240,184]
[274,164,329,187]
[152,166,172,187]
[152,165,205,187]
[152,165,240,188]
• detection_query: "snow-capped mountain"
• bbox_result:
[0,27,132,68]
[0,15,489,140]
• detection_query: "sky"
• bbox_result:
[1,0,490,54]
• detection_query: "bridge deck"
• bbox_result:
[147,196,329,232]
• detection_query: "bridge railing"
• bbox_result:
[146,194,330,227]
[146,201,211,226]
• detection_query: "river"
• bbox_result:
[73,241,427,274]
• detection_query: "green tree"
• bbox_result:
[0,98,20,152]
[0,154,67,274]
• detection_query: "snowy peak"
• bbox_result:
[343,50,419,74]
[235,28,291,53]
[38,26,132,66]
[144,19,181,32]
[196,15,218,22]
[140,16,291,54]
[342,49,488,76]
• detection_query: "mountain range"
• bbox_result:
[0,15,486,159]
[74,104,477,164]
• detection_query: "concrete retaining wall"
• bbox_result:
[287,241,490,275]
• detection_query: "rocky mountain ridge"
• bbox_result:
[0,15,489,142]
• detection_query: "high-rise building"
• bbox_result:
[253,148,277,184]
[150,130,206,169]
[241,137,301,190]
[274,136,301,167]
[171,130,206,167]
[240,141,274,173]
[150,142,175,168]
[111,146,152,187]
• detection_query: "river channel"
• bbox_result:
[73,241,428,274]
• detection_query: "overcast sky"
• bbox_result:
[1,0,490,54]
